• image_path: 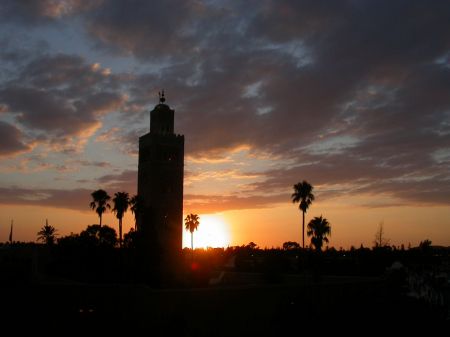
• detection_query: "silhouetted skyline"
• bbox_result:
[0,1,449,248]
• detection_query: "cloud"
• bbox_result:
[19,54,115,90]
[0,185,286,214]
[0,170,135,211]
[186,169,260,183]
[0,121,31,157]
[0,186,91,211]
[96,127,145,155]
[85,0,213,59]
[23,0,446,165]
[0,53,127,153]
[247,151,450,206]
[97,169,137,193]
[169,1,450,207]
[0,1,449,210]
[184,193,287,214]
[0,36,49,68]
[75,160,112,168]
[0,0,101,24]
[93,169,286,213]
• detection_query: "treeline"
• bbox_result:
[184,240,449,279]
[1,235,447,287]
[1,223,142,284]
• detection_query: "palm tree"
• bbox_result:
[37,219,58,245]
[291,181,315,249]
[112,191,130,247]
[129,194,142,231]
[184,213,200,260]
[90,189,111,227]
[307,216,331,252]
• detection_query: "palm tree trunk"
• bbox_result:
[302,211,305,249]
[119,218,122,248]
[191,232,194,262]
[99,214,102,227]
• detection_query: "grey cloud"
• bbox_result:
[1,86,95,133]
[86,0,203,59]
[251,1,450,68]
[0,184,287,213]
[0,37,49,67]
[0,0,59,24]
[355,175,450,206]
[0,170,136,211]
[94,169,289,212]
[247,151,450,206]
[0,0,100,25]
[0,53,126,150]
[93,1,450,208]
[75,160,112,168]
[21,54,98,88]
[94,170,139,196]
[1,1,449,208]
[0,121,30,156]
[0,186,91,211]
[184,193,288,214]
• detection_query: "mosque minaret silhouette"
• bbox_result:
[137,91,184,277]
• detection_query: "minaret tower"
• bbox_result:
[137,91,184,276]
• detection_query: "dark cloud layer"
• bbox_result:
[96,0,450,164]
[0,170,135,211]
[184,193,288,214]
[0,53,126,151]
[0,184,287,214]
[0,0,449,210]
[0,0,99,24]
[86,0,204,59]
[0,121,30,156]
[0,186,91,211]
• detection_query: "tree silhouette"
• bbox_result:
[419,239,432,251]
[37,219,57,245]
[307,216,331,252]
[129,194,142,231]
[246,242,258,250]
[184,213,200,260]
[90,189,111,227]
[373,221,390,248]
[291,181,315,248]
[112,191,130,248]
[80,224,117,247]
[123,228,140,249]
[282,241,300,250]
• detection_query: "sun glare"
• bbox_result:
[183,214,231,249]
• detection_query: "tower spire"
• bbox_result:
[159,89,166,104]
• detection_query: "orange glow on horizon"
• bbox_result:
[1,203,449,250]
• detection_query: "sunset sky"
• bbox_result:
[0,0,449,249]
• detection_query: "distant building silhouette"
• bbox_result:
[137,91,184,279]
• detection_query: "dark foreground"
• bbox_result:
[2,275,448,336]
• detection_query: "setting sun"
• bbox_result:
[183,214,231,249]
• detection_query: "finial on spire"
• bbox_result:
[159,89,166,104]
